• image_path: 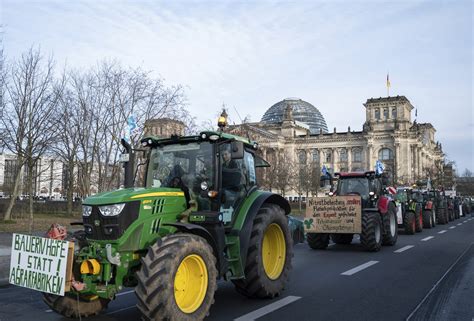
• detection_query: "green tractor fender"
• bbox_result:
[163,221,227,277]
[233,192,290,270]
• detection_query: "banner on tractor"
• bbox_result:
[304,196,362,233]
[9,234,74,296]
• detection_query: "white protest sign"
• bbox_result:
[9,233,73,296]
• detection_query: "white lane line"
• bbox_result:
[106,305,136,315]
[438,230,447,234]
[328,243,336,247]
[116,290,135,297]
[449,226,456,229]
[394,245,415,253]
[341,261,379,276]
[234,296,302,321]
[45,309,52,313]
[458,223,463,226]
[421,236,434,241]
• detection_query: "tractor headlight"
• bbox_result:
[99,203,126,217]
[82,205,92,217]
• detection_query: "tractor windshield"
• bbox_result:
[337,177,372,199]
[147,142,214,195]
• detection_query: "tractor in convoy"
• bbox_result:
[395,187,417,234]
[42,117,294,320]
[427,190,449,224]
[305,171,398,252]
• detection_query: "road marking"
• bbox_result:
[394,245,414,253]
[407,242,473,320]
[116,290,135,297]
[234,296,302,321]
[341,261,379,276]
[45,309,52,313]
[438,230,447,234]
[458,223,463,226]
[106,306,136,315]
[449,226,456,229]
[421,236,434,241]
[328,243,336,247]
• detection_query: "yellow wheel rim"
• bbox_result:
[174,254,208,314]
[262,223,286,280]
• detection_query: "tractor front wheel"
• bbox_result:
[438,208,448,224]
[382,203,398,246]
[404,211,416,234]
[307,233,330,249]
[233,203,293,299]
[423,210,434,228]
[360,211,382,252]
[43,293,110,318]
[136,234,217,321]
[415,207,423,233]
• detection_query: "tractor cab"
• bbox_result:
[334,171,382,208]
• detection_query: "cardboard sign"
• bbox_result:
[304,196,362,233]
[9,234,74,296]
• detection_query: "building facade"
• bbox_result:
[229,96,445,197]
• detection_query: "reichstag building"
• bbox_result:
[229,96,444,192]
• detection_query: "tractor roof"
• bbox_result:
[335,171,376,179]
[141,130,258,149]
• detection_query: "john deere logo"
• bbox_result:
[94,220,100,227]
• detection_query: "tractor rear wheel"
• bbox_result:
[438,208,448,224]
[331,233,353,244]
[404,211,416,234]
[431,208,436,227]
[136,234,217,321]
[43,293,110,318]
[415,207,423,233]
[307,233,330,249]
[423,210,434,228]
[382,203,398,246]
[233,203,293,299]
[360,211,382,252]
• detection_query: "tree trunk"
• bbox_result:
[66,162,74,216]
[3,165,23,221]
[27,163,34,233]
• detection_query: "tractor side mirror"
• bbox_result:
[231,141,244,159]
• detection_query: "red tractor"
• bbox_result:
[306,171,398,252]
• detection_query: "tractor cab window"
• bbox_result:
[147,142,215,210]
[219,143,249,224]
[337,178,373,199]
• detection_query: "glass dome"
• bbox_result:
[261,98,328,134]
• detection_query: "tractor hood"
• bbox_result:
[83,187,185,205]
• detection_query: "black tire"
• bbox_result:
[404,211,416,235]
[382,202,398,246]
[360,211,382,252]
[431,208,436,227]
[437,207,448,224]
[423,210,434,228]
[43,293,110,318]
[331,233,353,244]
[136,234,217,321]
[307,233,330,249]
[232,203,293,299]
[415,206,423,233]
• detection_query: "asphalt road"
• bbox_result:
[1,214,473,321]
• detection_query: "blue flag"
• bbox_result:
[375,160,384,175]
[321,165,329,177]
[123,115,138,143]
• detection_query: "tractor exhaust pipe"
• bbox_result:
[121,139,135,189]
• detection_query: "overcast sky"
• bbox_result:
[1,0,473,172]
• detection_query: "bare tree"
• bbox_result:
[1,48,60,229]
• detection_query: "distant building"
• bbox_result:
[229,96,445,197]
[144,118,185,138]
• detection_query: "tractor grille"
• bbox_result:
[83,201,140,240]
[152,198,166,214]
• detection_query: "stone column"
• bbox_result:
[394,143,400,184]
[367,144,373,172]
[332,148,336,173]
[348,147,352,172]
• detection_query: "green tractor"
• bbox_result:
[43,129,293,320]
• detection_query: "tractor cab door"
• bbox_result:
[218,143,256,224]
